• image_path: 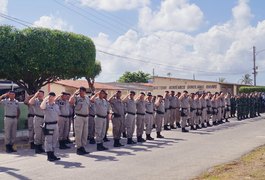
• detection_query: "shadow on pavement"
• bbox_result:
[0,166,30,180]
[54,160,85,168]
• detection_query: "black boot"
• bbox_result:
[176,123,181,128]
[190,125,196,130]
[51,151,60,161]
[5,144,12,153]
[76,147,86,155]
[35,144,45,154]
[80,147,89,154]
[89,137,96,144]
[122,132,127,138]
[164,125,170,131]
[156,132,164,138]
[207,122,212,127]
[170,125,177,129]
[137,136,146,143]
[97,143,108,151]
[196,125,201,129]
[152,124,156,129]
[201,123,207,128]
[30,142,35,149]
[182,127,189,133]
[47,151,54,161]
[65,138,73,144]
[127,138,136,144]
[117,139,124,147]
[103,136,110,142]
[10,144,17,152]
[225,119,230,122]
[114,139,121,147]
[59,140,67,149]
[146,134,154,140]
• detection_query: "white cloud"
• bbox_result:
[138,0,204,33]
[0,0,8,21]
[94,0,265,85]
[33,15,73,31]
[78,0,150,11]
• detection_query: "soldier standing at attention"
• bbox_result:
[90,90,109,151]
[29,90,45,154]
[224,93,231,122]
[69,87,90,155]
[216,93,223,124]
[230,95,236,118]
[136,92,146,143]
[109,90,125,147]
[24,94,35,149]
[0,91,20,153]
[145,92,155,140]
[179,91,189,132]
[163,91,171,130]
[200,93,207,128]
[40,92,60,162]
[205,92,212,127]
[88,93,96,144]
[189,93,197,130]
[175,92,182,128]
[211,93,219,125]
[103,93,111,142]
[155,95,165,138]
[56,92,71,149]
[123,91,137,144]
[194,93,202,129]
[169,91,178,129]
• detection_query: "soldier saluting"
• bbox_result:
[0,91,20,153]
[40,92,60,162]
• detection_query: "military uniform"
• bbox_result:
[103,101,111,142]
[230,97,236,117]
[42,101,60,161]
[200,97,207,127]
[205,96,212,126]
[124,96,137,144]
[169,95,180,129]
[189,97,197,129]
[236,96,243,120]
[1,97,20,153]
[88,102,96,144]
[194,97,202,128]
[155,97,165,138]
[179,95,189,132]
[27,105,35,149]
[74,95,90,155]
[32,98,45,153]
[163,95,170,130]
[145,97,155,140]
[224,96,231,121]
[109,96,125,147]
[56,98,71,149]
[136,98,146,142]
[94,97,109,151]
[211,98,218,125]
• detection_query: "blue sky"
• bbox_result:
[1,0,265,85]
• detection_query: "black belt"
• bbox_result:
[59,115,71,118]
[156,111,164,115]
[146,111,153,115]
[89,114,95,118]
[35,114,44,118]
[170,106,177,109]
[5,115,17,119]
[28,114,35,118]
[113,113,121,118]
[136,112,145,116]
[127,112,136,115]
[45,121,57,125]
[96,114,107,119]
[75,113,89,117]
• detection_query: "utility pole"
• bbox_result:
[253,46,257,86]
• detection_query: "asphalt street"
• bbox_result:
[1,115,265,180]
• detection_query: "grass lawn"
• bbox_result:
[194,145,265,180]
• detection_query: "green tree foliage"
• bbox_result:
[85,60,102,92]
[218,77,226,83]
[118,71,151,83]
[239,86,265,93]
[0,25,100,94]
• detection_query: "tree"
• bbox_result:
[218,77,226,83]
[118,71,151,83]
[240,74,253,85]
[167,72,172,77]
[0,25,100,94]
[85,60,102,93]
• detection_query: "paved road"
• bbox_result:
[1,115,265,180]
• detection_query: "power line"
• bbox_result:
[0,13,32,27]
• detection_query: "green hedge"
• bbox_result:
[239,86,265,93]
[0,103,28,133]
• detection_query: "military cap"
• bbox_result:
[140,92,146,96]
[130,91,136,95]
[147,92,152,96]
[183,90,188,93]
[157,95,163,98]
[38,90,44,93]
[9,90,15,94]
[49,92,56,96]
[79,86,86,92]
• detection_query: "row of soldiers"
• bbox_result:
[0,88,264,162]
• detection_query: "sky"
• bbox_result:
[1,0,265,85]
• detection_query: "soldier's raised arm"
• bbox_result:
[29,92,39,105]
[40,96,49,110]
[69,89,79,105]
[24,94,34,105]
